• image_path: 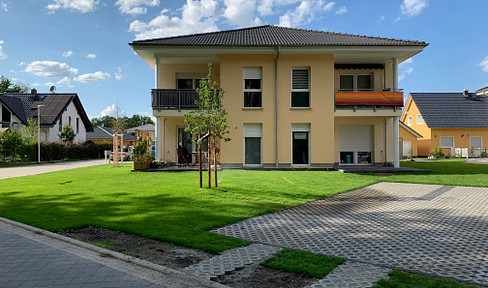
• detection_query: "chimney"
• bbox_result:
[462,89,469,96]
[31,88,37,95]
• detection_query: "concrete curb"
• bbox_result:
[0,217,228,288]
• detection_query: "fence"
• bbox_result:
[451,147,488,158]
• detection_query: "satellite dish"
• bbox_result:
[49,86,56,93]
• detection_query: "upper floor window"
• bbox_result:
[76,118,80,133]
[177,79,194,89]
[2,105,11,123]
[176,73,207,89]
[417,115,424,125]
[59,117,63,132]
[407,116,412,126]
[68,116,72,127]
[291,68,310,108]
[340,74,372,91]
[243,67,262,108]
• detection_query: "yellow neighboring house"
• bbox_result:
[130,25,428,168]
[399,122,423,158]
[402,90,488,157]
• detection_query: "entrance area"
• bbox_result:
[292,132,309,165]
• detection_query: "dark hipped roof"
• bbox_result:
[130,25,428,47]
[86,126,135,141]
[0,92,93,132]
[410,93,488,128]
[0,95,28,125]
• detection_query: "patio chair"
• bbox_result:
[177,148,190,167]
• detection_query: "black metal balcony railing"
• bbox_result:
[152,89,221,111]
[152,89,200,111]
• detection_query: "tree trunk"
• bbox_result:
[198,134,202,188]
[213,136,218,187]
[207,132,211,189]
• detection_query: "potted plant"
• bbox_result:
[133,137,153,170]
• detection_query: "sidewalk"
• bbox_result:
[0,217,226,288]
[0,159,106,180]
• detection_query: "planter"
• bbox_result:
[134,160,150,170]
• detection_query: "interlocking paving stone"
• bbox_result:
[211,182,488,287]
[307,261,391,288]
[184,243,282,279]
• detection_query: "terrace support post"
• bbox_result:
[394,116,400,168]
[199,134,202,188]
[208,132,211,189]
[392,57,398,91]
[213,136,217,187]
[155,117,162,161]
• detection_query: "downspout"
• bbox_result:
[275,46,280,168]
[384,118,387,166]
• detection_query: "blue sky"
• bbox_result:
[1,0,487,119]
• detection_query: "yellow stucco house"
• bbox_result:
[399,121,423,158]
[402,90,488,157]
[130,26,428,168]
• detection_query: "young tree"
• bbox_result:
[185,63,232,188]
[58,125,76,143]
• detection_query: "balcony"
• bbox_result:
[335,90,404,108]
[152,89,200,111]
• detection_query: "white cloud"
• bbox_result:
[56,76,74,87]
[137,111,156,123]
[223,0,261,27]
[62,50,73,58]
[74,71,111,83]
[86,53,96,59]
[129,0,219,40]
[399,58,413,67]
[25,61,78,78]
[399,67,413,81]
[479,56,488,72]
[279,0,335,28]
[257,0,306,17]
[377,15,385,23]
[1,3,7,12]
[335,5,347,15]
[115,0,159,15]
[400,0,428,17]
[115,67,123,80]
[0,40,7,60]
[100,104,124,117]
[46,0,98,13]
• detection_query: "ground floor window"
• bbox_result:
[440,137,454,148]
[340,152,372,164]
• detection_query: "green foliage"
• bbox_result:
[20,119,38,145]
[133,136,153,161]
[0,129,23,160]
[373,270,478,288]
[58,125,76,143]
[262,249,345,278]
[429,147,444,159]
[90,114,154,130]
[184,63,231,144]
[0,76,29,93]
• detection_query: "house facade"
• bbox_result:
[0,89,93,143]
[130,26,427,167]
[86,125,136,146]
[399,121,423,158]
[402,92,488,157]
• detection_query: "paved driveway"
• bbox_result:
[211,182,488,286]
[0,159,105,179]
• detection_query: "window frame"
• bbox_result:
[440,136,454,149]
[407,116,412,126]
[76,118,79,134]
[339,73,373,91]
[417,114,424,125]
[243,67,263,109]
[243,123,262,167]
[291,67,310,108]
[59,117,63,132]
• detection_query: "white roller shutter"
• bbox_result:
[339,125,373,152]
[243,67,262,79]
[243,123,262,137]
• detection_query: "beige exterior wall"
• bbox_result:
[153,54,400,166]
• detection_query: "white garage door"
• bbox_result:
[339,125,373,151]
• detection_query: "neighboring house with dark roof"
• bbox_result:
[401,91,488,156]
[130,25,428,167]
[0,89,93,143]
[86,125,136,146]
[399,121,423,158]
[125,123,155,141]
[476,86,488,96]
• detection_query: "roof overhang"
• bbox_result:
[130,44,427,68]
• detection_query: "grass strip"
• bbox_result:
[261,249,345,278]
[373,270,479,288]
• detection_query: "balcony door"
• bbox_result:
[292,124,310,166]
[177,127,193,164]
[176,73,207,89]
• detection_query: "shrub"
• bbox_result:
[430,147,444,159]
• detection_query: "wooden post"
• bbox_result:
[198,134,202,188]
[207,132,211,189]
[213,136,217,187]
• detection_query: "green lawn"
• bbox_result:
[0,164,379,253]
[261,249,345,278]
[386,160,488,187]
[374,270,479,288]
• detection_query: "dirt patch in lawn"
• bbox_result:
[59,226,317,288]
